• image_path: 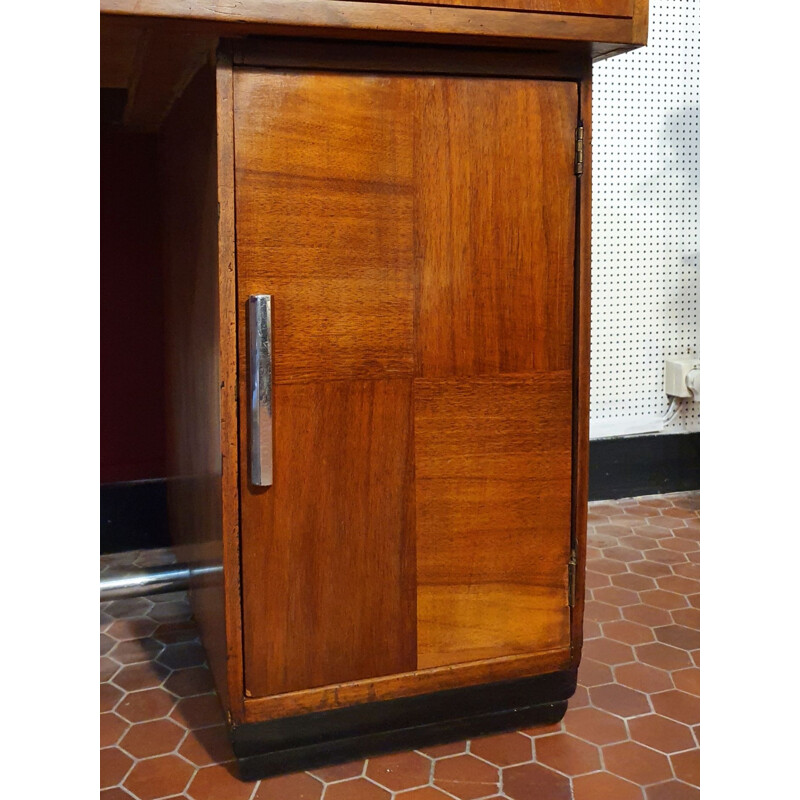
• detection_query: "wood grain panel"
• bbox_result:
[239,380,416,696]
[100,2,637,50]
[415,78,577,376]
[235,67,579,702]
[351,0,633,17]
[416,374,573,668]
[215,49,247,721]
[234,70,415,384]
[160,61,239,714]
[243,645,571,721]
[570,69,592,666]
[632,0,650,43]
[235,71,418,697]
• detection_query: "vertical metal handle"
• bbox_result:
[248,295,273,486]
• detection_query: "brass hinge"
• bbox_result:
[574,125,585,176]
[568,548,578,607]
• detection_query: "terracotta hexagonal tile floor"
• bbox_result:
[100,491,699,799]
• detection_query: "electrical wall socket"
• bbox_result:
[665,355,700,398]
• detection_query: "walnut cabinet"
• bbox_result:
[101,0,650,777]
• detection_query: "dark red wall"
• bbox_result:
[101,125,167,483]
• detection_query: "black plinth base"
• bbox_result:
[232,668,577,780]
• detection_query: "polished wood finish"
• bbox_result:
[100,0,646,132]
[234,70,418,697]
[100,0,644,50]
[352,0,633,16]
[159,62,229,710]
[243,646,571,722]
[239,380,417,697]
[414,77,576,377]
[416,375,573,669]
[632,0,650,44]
[159,56,244,717]
[570,68,592,661]
[234,71,415,386]
[234,66,579,702]
[411,75,576,670]
[215,50,247,720]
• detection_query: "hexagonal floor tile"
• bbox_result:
[615,663,674,694]
[116,687,176,723]
[646,780,700,800]
[253,772,323,799]
[641,589,688,611]
[416,741,467,759]
[584,601,622,622]
[433,754,499,799]
[573,772,644,800]
[603,620,655,645]
[628,715,696,754]
[164,666,216,698]
[602,741,672,785]
[366,752,431,792]
[503,762,572,800]
[324,778,391,799]
[100,683,123,713]
[589,684,651,717]
[650,690,700,725]
[469,732,532,767]
[654,625,700,651]
[119,718,184,758]
[534,733,600,775]
[636,643,693,671]
[577,658,613,687]
[308,760,365,783]
[594,586,641,607]
[672,667,700,696]
[562,707,628,745]
[671,749,700,787]
[100,712,129,748]
[170,693,225,729]
[623,604,673,627]
[123,754,194,800]
[187,764,254,800]
[179,724,235,767]
[112,661,170,693]
[100,747,133,789]
[582,637,635,666]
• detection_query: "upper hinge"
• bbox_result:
[574,125,585,176]
[568,548,578,607]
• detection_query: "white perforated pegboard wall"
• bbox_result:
[590,0,699,439]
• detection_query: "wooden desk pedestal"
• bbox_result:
[101,0,648,777]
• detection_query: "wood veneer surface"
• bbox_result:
[234,69,578,700]
[350,0,633,17]
[160,63,232,711]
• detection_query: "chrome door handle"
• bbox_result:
[247,295,273,486]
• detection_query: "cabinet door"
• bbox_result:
[234,69,578,699]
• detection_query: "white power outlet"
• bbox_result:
[665,355,700,398]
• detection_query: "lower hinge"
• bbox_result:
[574,125,585,176]
[568,548,578,607]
